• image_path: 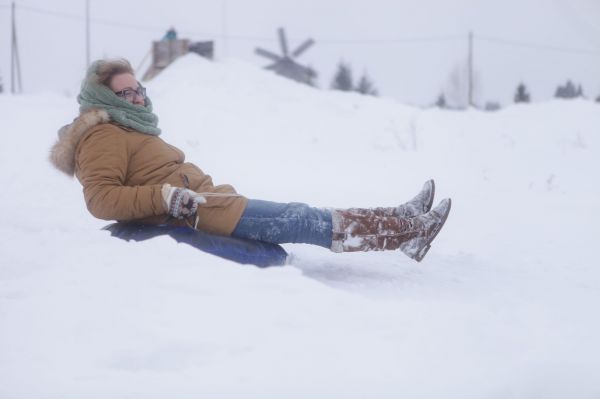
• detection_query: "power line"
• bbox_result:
[7,3,600,56]
[476,34,600,56]
[92,16,165,33]
[17,4,81,21]
[313,34,465,45]
[15,3,215,37]
[178,33,464,44]
[17,4,161,31]
[9,4,466,44]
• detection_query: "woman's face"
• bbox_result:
[109,73,145,106]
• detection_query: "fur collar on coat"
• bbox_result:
[49,108,110,176]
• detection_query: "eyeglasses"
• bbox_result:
[114,83,147,102]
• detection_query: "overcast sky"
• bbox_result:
[1,0,599,105]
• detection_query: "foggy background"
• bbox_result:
[2,2,600,397]
[1,0,599,106]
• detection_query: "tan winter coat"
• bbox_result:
[50,109,247,235]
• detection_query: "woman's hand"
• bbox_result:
[161,184,206,219]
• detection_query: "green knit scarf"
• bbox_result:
[77,61,161,136]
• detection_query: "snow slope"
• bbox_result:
[1,54,599,398]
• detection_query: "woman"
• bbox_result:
[50,58,451,261]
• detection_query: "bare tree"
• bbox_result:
[443,61,482,109]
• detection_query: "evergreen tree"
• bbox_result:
[435,93,447,108]
[331,61,353,91]
[555,80,578,99]
[596,94,600,103]
[355,73,378,96]
[576,84,584,98]
[514,82,530,103]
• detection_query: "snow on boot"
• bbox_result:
[345,179,435,218]
[396,179,435,217]
[330,210,419,252]
[399,198,451,262]
[330,198,451,261]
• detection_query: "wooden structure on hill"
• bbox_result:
[142,38,214,81]
[255,28,316,86]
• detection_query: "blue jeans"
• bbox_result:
[231,200,333,249]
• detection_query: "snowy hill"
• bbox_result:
[1,54,599,398]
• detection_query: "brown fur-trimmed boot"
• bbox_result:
[346,180,435,218]
[330,198,451,262]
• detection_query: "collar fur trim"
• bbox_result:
[49,108,110,176]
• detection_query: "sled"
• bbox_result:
[103,223,288,267]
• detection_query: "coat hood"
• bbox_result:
[49,108,110,176]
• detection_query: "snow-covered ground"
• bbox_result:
[1,54,599,398]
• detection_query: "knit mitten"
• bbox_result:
[161,184,206,219]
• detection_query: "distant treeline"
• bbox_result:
[435,79,599,111]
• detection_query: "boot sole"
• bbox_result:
[414,198,451,262]
[414,244,431,262]
[425,179,435,213]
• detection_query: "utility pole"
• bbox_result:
[86,0,91,67]
[221,0,228,58]
[10,1,14,93]
[467,30,473,107]
[11,1,22,94]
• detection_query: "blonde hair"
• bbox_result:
[94,58,135,86]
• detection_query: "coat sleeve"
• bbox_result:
[76,128,167,221]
